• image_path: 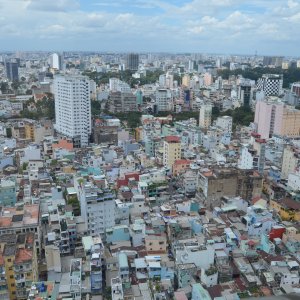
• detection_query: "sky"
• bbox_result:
[0,0,299,56]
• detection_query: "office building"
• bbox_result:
[199,104,212,129]
[238,79,252,107]
[257,74,283,96]
[109,91,137,113]
[54,75,92,148]
[49,53,63,70]
[5,61,19,81]
[163,136,181,168]
[126,53,139,71]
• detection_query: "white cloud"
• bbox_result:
[27,0,79,12]
[0,0,298,54]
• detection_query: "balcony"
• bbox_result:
[15,276,26,284]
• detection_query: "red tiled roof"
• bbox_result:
[165,136,180,143]
[174,159,191,165]
[280,197,300,210]
[15,248,33,264]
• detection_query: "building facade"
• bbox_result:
[54,75,92,148]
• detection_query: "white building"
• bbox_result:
[174,240,215,270]
[74,179,115,237]
[50,53,62,70]
[155,89,172,112]
[54,75,92,147]
[288,171,300,191]
[199,104,212,129]
[216,116,233,133]
[238,145,254,170]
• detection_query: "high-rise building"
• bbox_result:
[50,53,63,70]
[109,91,137,113]
[262,56,283,67]
[254,100,300,138]
[257,74,283,96]
[126,53,139,71]
[5,61,19,81]
[54,75,92,148]
[238,79,253,107]
[163,135,181,168]
[199,104,212,129]
[155,89,172,112]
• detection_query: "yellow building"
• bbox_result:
[1,232,38,300]
[281,107,300,137]
[25,123,35,141]
[163,136,181,168]
[182,74,190,87]
[270,198,300,221]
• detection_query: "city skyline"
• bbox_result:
[0,0,299,56]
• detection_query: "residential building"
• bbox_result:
[216,116,232,133]
[70,259,82,300]
[198,168,263,207]
[145,235,167,254]
[199,104,212,129]
[238,144,253,170]
[1,232,38,300]
[155,89,172,112]
[54,75,92,147]
[74,179,115,237]
[270,198,300,221]
[163,136,181,168]
[281,145,300,179]
[291,82,300,97]
[0,205,41,257]
[106,225,130,244]
[254,100,300,139]
[0,180,16,206]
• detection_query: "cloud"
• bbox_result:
[0,0,298,55]
[27,0,79,12]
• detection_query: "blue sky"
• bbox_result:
[0,0,299,56]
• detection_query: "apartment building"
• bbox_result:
[163,136,181,169]
[0,232,38,300]
[54,75,92,147]
[199,104,212,129]
[74,178,115,237]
